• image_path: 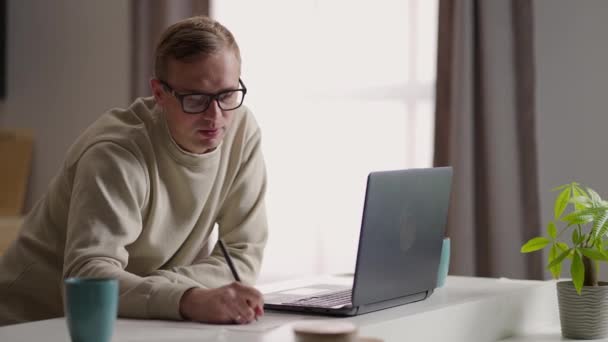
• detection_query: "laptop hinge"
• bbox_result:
[354,290,430,315]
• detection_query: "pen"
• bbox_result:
[218,239,241,282]
[218,239,260,321]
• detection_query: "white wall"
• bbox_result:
[0,0,131,210]
[535,0,608,278]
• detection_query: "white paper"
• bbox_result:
[225,313,310,332]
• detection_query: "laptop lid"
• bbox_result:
[352,167,452,307]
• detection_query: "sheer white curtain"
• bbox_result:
[212,0,438,282]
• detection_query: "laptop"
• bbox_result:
[264,167,453,316]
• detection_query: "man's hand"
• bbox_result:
[179,282,265,324]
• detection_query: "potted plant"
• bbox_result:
[521,182,608,340]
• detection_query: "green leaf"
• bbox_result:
[572,183,586,195]
[588,187,603,206]
[580,233,589,246]
[592,210,608,239]
[555,187,571,220]
[571,251,585,295]
[557,242,574,259]
[571,185,592,210]
[599,223,608,239]
[521,237,550,253]
[572,229,580,245]
[591,206,608,214]
[593,212,608,240]
[547,222,557,239]
[561,207,608,236]
[572,207,607,216]
[562,211,594,225]
[547,248,571,270]
[572,183,584,191]
[570,196,593,209]
[549,244,562,278]
[580,248,608,261]
[552,184,572,192]
[557,242,570,252]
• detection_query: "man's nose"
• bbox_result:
[202,99,222,120]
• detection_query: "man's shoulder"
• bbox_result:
[228,105,261,144]
[218,105,263,168]
[65,98,157,167]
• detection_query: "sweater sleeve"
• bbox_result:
[62,142,196,320]
[158,130,269,288]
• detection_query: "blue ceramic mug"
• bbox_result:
[64,278,119,342]
[436,237,451,288]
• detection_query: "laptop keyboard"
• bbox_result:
[286,289,352,308]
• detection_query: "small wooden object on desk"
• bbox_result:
[293,320,382,342]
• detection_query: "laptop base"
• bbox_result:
[264,289,432,317]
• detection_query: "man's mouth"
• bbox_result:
[198,128,221,138]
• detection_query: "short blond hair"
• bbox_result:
[154,16,241,81]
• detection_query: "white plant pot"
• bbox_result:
[557,281,608,339]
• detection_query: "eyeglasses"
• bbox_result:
[160,79,247,114]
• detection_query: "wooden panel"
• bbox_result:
[0,216,22,255]
[0,129,33,216]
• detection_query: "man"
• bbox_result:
[0,16,267,325]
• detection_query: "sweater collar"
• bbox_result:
[148,99,221,170]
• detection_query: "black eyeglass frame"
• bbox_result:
[159,78,247,114]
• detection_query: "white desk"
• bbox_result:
[0,276,563,342]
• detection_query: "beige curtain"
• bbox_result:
[130,0,210,100]
[434,0,543,279]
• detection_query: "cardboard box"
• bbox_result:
[0,129,33,216]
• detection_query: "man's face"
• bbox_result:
[152,49,241,154]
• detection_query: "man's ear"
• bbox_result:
[150,78,165,104]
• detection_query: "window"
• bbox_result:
[213,0,438,282]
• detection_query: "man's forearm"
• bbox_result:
[66,258,195,320]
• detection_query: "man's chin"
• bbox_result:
[189,131,223,154]
[202,144,220,154]
[194,140,221,154]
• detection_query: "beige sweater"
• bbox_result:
[0,97,268,325]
